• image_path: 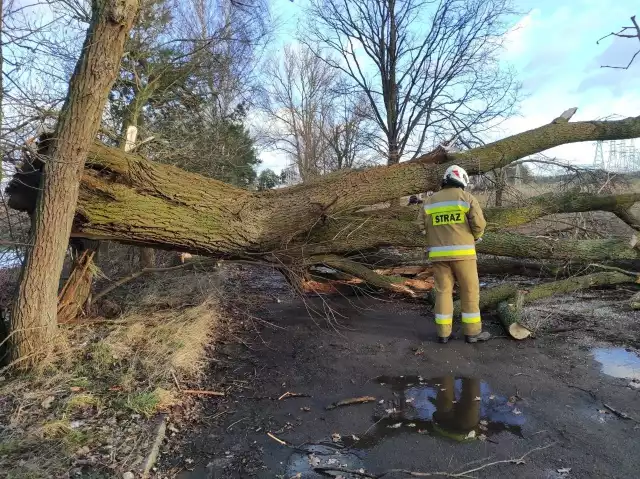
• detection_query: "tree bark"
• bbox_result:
[9,0,139,368]
[459,271,635,315]
[57,249,96,323]
[497,291,531,340]
[7,113,640,259]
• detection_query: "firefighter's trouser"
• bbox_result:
[432,259,481,338]
[434,377,481,434]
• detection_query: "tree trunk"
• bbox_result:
[0,0,3,185]
[459,271,635,315]
[9,0,139,368]
[6,112,640,268]
[497,291,531,340]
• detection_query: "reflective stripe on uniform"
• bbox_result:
[428,244,476,258]
[424,200,470,215]
[435,314,452,325]
[461,312,481,324]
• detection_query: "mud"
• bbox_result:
[161,270,640,479]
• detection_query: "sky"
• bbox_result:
[257,0,640,173]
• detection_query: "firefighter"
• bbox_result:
[417,165,490,343]
[432,377,481,440]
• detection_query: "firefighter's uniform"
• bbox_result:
[417,185,486,339]
[433,377,481,440]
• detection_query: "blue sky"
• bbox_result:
[258,0,640,172]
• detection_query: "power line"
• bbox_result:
[592,140,640,172]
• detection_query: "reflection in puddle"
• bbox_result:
[592,348,640,381]
[285,443,364,478]
[342,375,525,448]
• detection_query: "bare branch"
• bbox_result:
[600,15,640,69]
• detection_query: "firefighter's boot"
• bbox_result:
[465,331,491,343]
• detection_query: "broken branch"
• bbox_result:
[326,396,377,410]
[455,272,635,316]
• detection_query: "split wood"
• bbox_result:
[326,396,377,410]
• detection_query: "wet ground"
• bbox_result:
[162,272,640,479]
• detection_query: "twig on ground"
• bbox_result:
[226,417,247,430]
[326,396,377,410]
[267,432,288,445]
[278,391,310,400]
[171,370,181,391]
[182,389,225,397]
[315,442,555,477]
[604,403,639,422]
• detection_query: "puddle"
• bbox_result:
[340,375,524,448]
[592,347,640,381]
[285,443,364,478]
[285,376,525,475]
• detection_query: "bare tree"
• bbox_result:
[9,0,139,368]
[261,45,338,181]
[323,93,377,170]
[598,15,640,69]
[304,0,519,165]
[174,0,272,117]
[261,45,376,181]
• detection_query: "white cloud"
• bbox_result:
[258,149,290,173]
[492,1,640,167]
[503,9,539,58]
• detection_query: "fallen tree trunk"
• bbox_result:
[307,218,640,261]
[459,271,637,316]
[364,191,640,228]
[6,111,640,307]
[7,112,640,261]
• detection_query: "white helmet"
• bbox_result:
[443,164,469,188]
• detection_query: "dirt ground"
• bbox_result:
[159,268,640,479]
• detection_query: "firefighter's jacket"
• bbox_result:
[416,187,486,262]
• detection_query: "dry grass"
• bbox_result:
[0,286,223,478]
[103,299,218,380]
